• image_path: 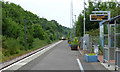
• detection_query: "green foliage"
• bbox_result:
[76,1,120,36]
[33,24,45,40]
[3,38,23,55]
[73,37,78,42]
[87,53,96,56]
[76,14,83,37]
[17,37,25,50]
[32,38,47,49]
[72,37,79,45]
[67,32,70,40]
[92,36,100,45]
[99,46,103,55]
[1,1,71,61]
[86,28,99,36]
[68,41,71,44]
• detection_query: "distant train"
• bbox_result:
[61,36,66,40]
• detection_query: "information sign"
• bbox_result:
[90,14,108,21]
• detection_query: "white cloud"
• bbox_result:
[3,0,74,28]
[4,0,119,28]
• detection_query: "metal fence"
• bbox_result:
[82,34,92,53]
[80,37,83,49]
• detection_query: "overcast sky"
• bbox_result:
[3,0,120,28]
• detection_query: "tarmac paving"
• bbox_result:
[2,40,118,72]
[18,40,80,70]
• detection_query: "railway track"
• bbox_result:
[0,40,61,70]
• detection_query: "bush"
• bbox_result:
[72,37,79,45]
[68,40,71,44]
[44,32,51,44]
[87,53,96,56]
[92,36,100,45]
[32,38,47,49]
[3,38,22,55]
[17,37,25,50]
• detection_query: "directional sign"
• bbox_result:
[90,14,108,21]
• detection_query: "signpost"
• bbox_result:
[90,11,110,21]
[90,11,111,67]
[90,14,108,21]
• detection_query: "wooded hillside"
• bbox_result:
[1,1,71,62]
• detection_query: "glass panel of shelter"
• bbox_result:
[110,24,115,48]
[103,24,117,48]
[116,24,120,49]
[104,24,108,47]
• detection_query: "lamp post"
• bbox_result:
[84,0,85,36]
[83,0,86,51]
[74,15,76,36]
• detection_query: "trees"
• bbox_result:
[76,14,83,36]
[76,1,120,36]
[1,1,71,59]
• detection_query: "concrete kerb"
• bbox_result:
[101,63,116,71]
[78,49,83,56]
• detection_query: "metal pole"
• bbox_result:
[24,19,27,48]
[108,22,110,67]
[70,0,74,38]
[108,11,111,20]
[74,15,76,36]
[70,0,74,35]
[114,20,117,71]
[71,0,74,36]
[83,0,86,51]
[70,0,72,28]
[84,0,85,35]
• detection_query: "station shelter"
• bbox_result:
[99,15,120,71]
